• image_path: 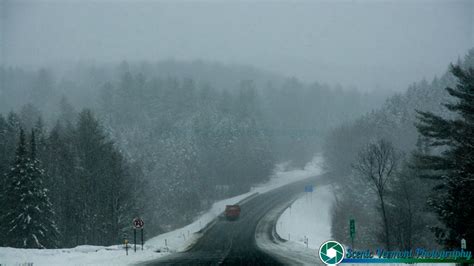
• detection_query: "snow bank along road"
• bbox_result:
[139,174,329,265]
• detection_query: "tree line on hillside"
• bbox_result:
[0,61,382,242]
[99,75,276,232]
[0,108,142,248]
[0,61,386,166]
[326,48,474,250]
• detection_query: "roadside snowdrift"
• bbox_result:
[256,184,333,265]
[276,184,333,250]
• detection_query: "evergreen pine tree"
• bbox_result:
[28,130,60,248]
[0,114,8,244]
[0,128,29,247]
[2,129,59,248]
[0,114,8,177]
[415,64,474,248]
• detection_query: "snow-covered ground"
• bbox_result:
[276,184,333,250]
[0,245,161,266]
[256,184,333,265]
[266,185,453,266]
[0,155,324,266]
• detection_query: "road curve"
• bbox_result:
[139,175,324,265]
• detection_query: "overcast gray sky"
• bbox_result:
[1,0,473,91]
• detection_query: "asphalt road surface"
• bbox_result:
[140,175,324,266]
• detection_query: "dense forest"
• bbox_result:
[0,61,384,248]
[326,49,474,250]
[0,108,142,247]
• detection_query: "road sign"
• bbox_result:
[133,217,144,229]
[350,219,355,238]
[304,185,313,192]
[350,219,356,248]
[461,238,467,249]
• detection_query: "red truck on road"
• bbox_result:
[224,205,241,220]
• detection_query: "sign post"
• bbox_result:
[133,217,145,252]
[124,239,129,256]
[133,228,136,252]
[350,219,356,248]
[141,228,144,250]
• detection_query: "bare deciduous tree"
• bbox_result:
[352,139,399,250]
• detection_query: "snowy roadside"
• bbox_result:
[276,184,333,251]
[145,154,324,255]
[0,155,324,266]
[268,184,454,266]
[256,184,333,265]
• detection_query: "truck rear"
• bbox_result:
[224,205,241,221]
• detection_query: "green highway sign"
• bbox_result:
[350,219,355,238]
[349,219,356,248]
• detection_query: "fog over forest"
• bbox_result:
[2,0,472,91]
[0,1,473,265]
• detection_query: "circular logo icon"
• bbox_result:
[319,240,345,265]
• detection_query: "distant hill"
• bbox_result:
[324,48,474,176]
